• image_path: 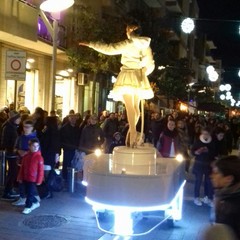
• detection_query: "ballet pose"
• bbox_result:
[79,22,155,147]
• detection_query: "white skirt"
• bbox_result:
[111,69,154,102]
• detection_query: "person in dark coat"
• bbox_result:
[191,127,216,207]
[32,107,45,139]
[1,111,21,200]
[79,114,104,154]
[207,155,240,239]
[212,127,228,158]
[157,119,180,158]
[224,123,233,154]
[41,116,61,169]
[151,112,163,148]
[60,114,80,180]
[102,113,119,153]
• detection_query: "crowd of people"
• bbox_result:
[0,106,240,238]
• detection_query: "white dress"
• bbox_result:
[89,36,155,102]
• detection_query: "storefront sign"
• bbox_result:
[6,50,27,80]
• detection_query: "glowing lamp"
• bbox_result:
[181,18,195,34]
[175,154,183,162]
[40,0,74,12]
[225,84,231,91]
[238,70,240,78]
[219,84,225,92]
[208,70,219,82]
[95,149,102,157]
[226,91,231,97]
[206,66,215,74]
[220,94,225,100]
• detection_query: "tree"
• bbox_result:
[154,58,192,108]
[66,5,123,113]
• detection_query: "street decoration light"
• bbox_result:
[40,0,74,12]
[219,84,225,91]
[225,84,232,91]
[181,18,195,34]
[39,0,74,110]
[208,70,219,82]
[238,69,240,78]
[206,66,215,75]
[226,91,232,97]
[220,94,226,100]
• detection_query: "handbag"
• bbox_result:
[47,169,63,192]
[71,150,86,171]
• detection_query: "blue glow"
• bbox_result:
[114,209,133,236]
[85,181,186,236]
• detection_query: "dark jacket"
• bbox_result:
[151,119,163,146]
[215,183,240,239]
[212,136,228,157]
[80,124,104,154]
[60,123,80,151]
[102,118,118,139]
[191,136,216,174]
[0,120,19,158]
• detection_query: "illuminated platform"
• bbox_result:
[83,146,186,237]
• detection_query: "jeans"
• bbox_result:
[4,158,18,194]
[62,150,75,180]
[24,181,38,208]
[194,171,213,199]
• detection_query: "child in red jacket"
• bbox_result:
[17,138,44,214]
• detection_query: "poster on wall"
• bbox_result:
[5,50,26,80]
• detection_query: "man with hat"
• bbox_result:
[1,110,21,200]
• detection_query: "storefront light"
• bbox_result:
[27,58,35,63]
[58,70,69,77]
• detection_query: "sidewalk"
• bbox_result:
[0,173,213,240]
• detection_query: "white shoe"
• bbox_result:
[202,196,214,207]
[194,198,203,206]
[31,202,40,211]
[12,197,26,206]
[22,208,32,214]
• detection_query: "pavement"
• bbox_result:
[0,172,213,240]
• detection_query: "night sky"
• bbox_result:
[197,0,240,87]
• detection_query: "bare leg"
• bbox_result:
[123,94,139,147]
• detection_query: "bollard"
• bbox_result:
[0,151,6,186]
[67,167,75,193]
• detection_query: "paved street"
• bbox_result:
[0,172,213,240]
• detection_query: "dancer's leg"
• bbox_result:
[123,94,137,147]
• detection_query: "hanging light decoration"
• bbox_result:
[220,94,226,100]
[40,0,74,12]
[181,18,195,34]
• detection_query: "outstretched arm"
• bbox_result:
[79,40,131,56]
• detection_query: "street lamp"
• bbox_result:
[40,0,74,12]
[181,18,195,34]
[39,0,74,111]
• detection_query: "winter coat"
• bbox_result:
[79,124,104,154]
[0,120,19,158]
[158,129,180,158]
[60,123,80,151]
[212,136,228,158]
[102,118,119,139]
[191,136,216,174]
[17,151,44,184]
[41,126,61,166]
[214,182,240,238]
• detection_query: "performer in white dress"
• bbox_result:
[79,22,155,147]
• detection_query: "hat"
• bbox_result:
[9,110,21,122]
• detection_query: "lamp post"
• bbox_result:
[39,0,74,111]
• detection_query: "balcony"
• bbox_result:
[165,0,182,14]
